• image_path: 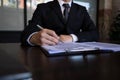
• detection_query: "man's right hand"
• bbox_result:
[29,29,59,46]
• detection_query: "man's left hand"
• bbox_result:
[59,35,72,43]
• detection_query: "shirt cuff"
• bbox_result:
[27,32,38,46]
[70,34,78,42]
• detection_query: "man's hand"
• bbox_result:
[59,35,73,43]
[30,29,59,46]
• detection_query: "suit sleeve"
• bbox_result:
[21,4,43,46]
[75,7,99,42]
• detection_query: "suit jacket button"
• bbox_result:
[80,29,82,32]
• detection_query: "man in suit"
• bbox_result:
[21,0,99,46]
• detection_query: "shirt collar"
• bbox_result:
[58,0,72,8]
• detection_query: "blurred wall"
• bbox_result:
[98,0,120,42]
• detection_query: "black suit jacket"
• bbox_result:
[21,0,99,46]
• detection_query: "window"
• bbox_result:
[74,0,97,25]
[0,0,1,6]
[0,0,24,31]
[3,0,17,8]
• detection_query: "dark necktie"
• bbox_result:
[63,4,70,22]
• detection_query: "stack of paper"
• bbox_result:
[42,42,120,55]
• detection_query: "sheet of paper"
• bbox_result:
[83,42,120,52]
[42,42,97,54]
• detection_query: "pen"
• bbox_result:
[37,25,44,30]
[36,24,63,43]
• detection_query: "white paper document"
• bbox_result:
[82,42,120,52]
[42,42,98,54]
[41,42,120,54]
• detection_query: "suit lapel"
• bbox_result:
[51,0,65,24]
[67,3,77,25]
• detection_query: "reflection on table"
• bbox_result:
[20,46,120,80]
[0,43,120,80]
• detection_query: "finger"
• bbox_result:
[41,38,56,45]
[59,35,72,42]
[44,33,59,44]
[40,30,59,44]
[44,29,59,39]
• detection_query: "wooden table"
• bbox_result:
[0,43,120,80]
